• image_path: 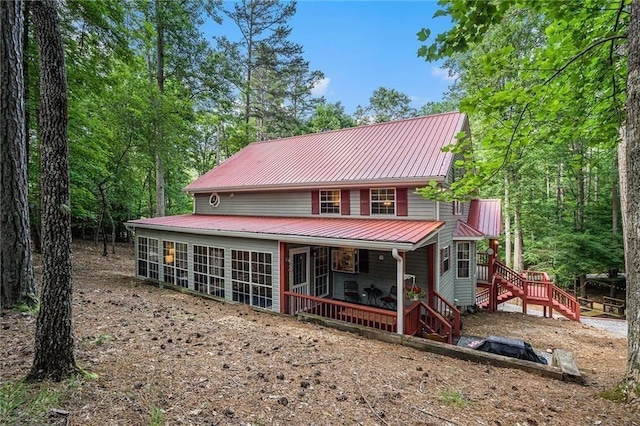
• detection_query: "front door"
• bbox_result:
[289,247,310,295]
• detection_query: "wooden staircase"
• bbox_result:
[476,260,580,321]
[404,290,462,344]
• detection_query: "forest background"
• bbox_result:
[16,0,625,292]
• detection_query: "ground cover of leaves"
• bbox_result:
[0,241,636,425]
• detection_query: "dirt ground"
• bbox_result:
[0,241,636,425]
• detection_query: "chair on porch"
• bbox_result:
[343,280,360,303]
[380,285,397,310]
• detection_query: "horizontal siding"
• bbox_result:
[407,190,436,219]
[453,242,477,306]
[135,228,280,312]
[195,192,311,216]
[194,189,436,220]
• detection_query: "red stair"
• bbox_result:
[476,260,580,321]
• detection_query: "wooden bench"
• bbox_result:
[603,296,625,316]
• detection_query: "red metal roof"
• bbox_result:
[185,112,467,192]
[128,214,445,249]
[453,220,484,239]
[467,199,502,238]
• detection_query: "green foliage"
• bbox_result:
[600,380,640,403]
[438,389,470,407]
[149,406,165,426]
[14,296,39,315]
[417,1,627,279]
[305,100,355,132]
[0,381,60,425]
[354,87,417,124]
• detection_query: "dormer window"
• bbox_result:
[371,188,395,215]
[320,190,340,214]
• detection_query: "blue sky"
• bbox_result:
[204,1,455,115]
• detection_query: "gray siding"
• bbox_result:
[332,247,430,301]
[453,241,477,306]
[195,192,311,216]
[194,189,436,220]
[135,228,280,312]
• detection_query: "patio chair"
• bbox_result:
[380,285,397,309]
[343,280,360,303]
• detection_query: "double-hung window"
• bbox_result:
[371,188,395,215]
[456,242,470,278]
[320,190,340,214]
[440,245,451,275]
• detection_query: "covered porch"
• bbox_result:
[279,241,462,343]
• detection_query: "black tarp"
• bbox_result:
[474,336,548,365]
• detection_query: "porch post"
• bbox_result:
[392,248,404,334]
[427,244,436,308]
[279,242,287,314]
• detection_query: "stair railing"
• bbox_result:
[431,290,461,337]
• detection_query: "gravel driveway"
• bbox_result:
[498,302,628,337]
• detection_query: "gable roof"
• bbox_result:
[185,112,468,193]
[467,199,502,239]
[128,214,445,251]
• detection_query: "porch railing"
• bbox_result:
[431,290,461,337]
[283,291,398,332]
[404,301,453,343]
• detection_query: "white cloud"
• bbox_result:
[431,67,458,82]
[311,77,331,96]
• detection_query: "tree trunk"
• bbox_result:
[0,0,36,309]
[513,199,524,272]
[154,0,165,217]
[624,0,640,395]
[504,174,512,268]
[28,0,76,381]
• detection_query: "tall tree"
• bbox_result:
[0,0,36,309]
[419,0,637,399]
[353,87,416,124]
[624,0,640,397]
[28,0,76,381]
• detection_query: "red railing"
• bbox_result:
[551,285,580,321]
[475,288,490,306]
[494,260,524,294]
[404,301,453,343]
[522,270,551,283]
[284,292,398,332]
[403,301,422,336]
[431,290,461,337]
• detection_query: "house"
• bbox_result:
[128,112,571,343]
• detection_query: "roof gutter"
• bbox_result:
[184,177,447,194]
[126,222,422,251]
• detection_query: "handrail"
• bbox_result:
[403,301,422,336]
[431,290,461,336]
[522,270,551,283]
[420,302,453,344]
[284,291,398,332]
[550,285,580,321]
[494,260,524,293]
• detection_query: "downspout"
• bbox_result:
[392,248,404,335]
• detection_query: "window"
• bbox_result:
[209,192,221,207]
[457,242,470,278]
[193,245,225,297]
[137,237,159,280]
[440,245,451,276]
[231,250,273,308]
[453,200,463,216]
[313,247,329,297]
[163,241,188,287]
[371,188,395,215]
[320,190,340,214]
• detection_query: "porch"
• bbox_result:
[279,241,462,343]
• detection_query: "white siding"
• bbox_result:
[135,228,280,312]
